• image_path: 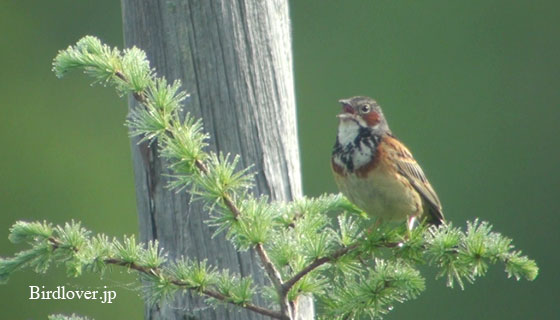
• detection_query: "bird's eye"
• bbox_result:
[360,105,371,113]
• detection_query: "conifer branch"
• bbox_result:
[52,35,286,316]
[1,221,283,319]
[111,43,284,297]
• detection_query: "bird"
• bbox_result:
[331,96,444,229]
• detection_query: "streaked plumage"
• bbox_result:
[331,96,444,227]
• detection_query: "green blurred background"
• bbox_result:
[0,0,557,319]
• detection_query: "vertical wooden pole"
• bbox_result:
[121,1,311,319]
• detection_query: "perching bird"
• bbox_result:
[331,96,444,229]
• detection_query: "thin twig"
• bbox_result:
[48,237,284,320]
[282,243,360,295]
[200,288,286,320]
[115,70,148,104]
[104,258,284,319]
[104,258,283,319]
[193,158,283,294]
[281,239,403,295]
[256,243,283,291]
[193,159,243,218]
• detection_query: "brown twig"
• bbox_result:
[200,288,286,320]
[281,239,403,296]
[281,243,360,295]
[256,243,284,290]
[48,237,77,252]
[192,157,283,295]
[48,237,284,319]
[106,258,284,319]
[193,159,243,219]
[115,70,148,104]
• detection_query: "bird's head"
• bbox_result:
[337,96,390,139]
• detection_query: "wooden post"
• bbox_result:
[121,1,312,319]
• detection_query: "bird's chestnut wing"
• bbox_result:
[384,134,445,225]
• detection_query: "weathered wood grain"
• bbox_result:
[121,1,311,319]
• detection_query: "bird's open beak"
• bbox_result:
[337,99,355,120]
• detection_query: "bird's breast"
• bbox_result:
[332,138,421,222]
[332,129,381,174]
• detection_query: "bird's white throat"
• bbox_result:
[335,119,379,172]
[337,119,361,146]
